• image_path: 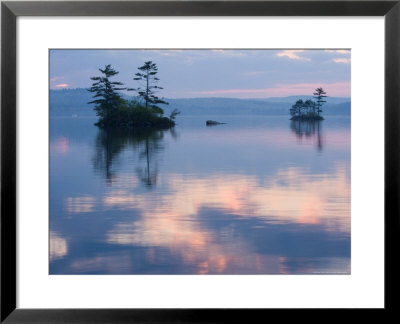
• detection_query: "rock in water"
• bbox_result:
[206,120,226,125]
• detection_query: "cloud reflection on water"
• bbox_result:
[50,231,68,261]
[65,196,97,214]
[103,165,350,274]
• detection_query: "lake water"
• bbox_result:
[49,115,350,274]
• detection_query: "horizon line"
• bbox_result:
[49,87,351,100]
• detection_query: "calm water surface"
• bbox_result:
[50,115,350,274]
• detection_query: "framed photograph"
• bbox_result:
[1,0,399,322]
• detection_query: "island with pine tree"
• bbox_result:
[88,61,179,128]
[289,88,327,121]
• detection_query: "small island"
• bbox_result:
[88,61,179,129]
[290,88,327,121]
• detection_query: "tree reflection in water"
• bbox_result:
[290,120,324,151]
[92,127,170,187]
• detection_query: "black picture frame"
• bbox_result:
[1,0,399,322]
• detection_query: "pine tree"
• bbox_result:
[129,61,168,115]
[88,64,126,120]
[290,99,304,117]
[304,99,316,115]
[313,87,327,115]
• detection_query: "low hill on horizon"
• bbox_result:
[50,88,351,117]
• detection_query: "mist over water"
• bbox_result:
[50,115,350,274]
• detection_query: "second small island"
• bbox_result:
[290,88,327,121]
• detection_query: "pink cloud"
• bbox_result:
[333,58,351,64]
[54,83,69,88]
[50,76,64,82]
[325,50,351,54]
[276,50,311,61]
[193,81,351,98]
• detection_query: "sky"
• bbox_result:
[50,49,351,99]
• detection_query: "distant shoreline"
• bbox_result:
[50,89,350,118]
[50,88,351,102]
